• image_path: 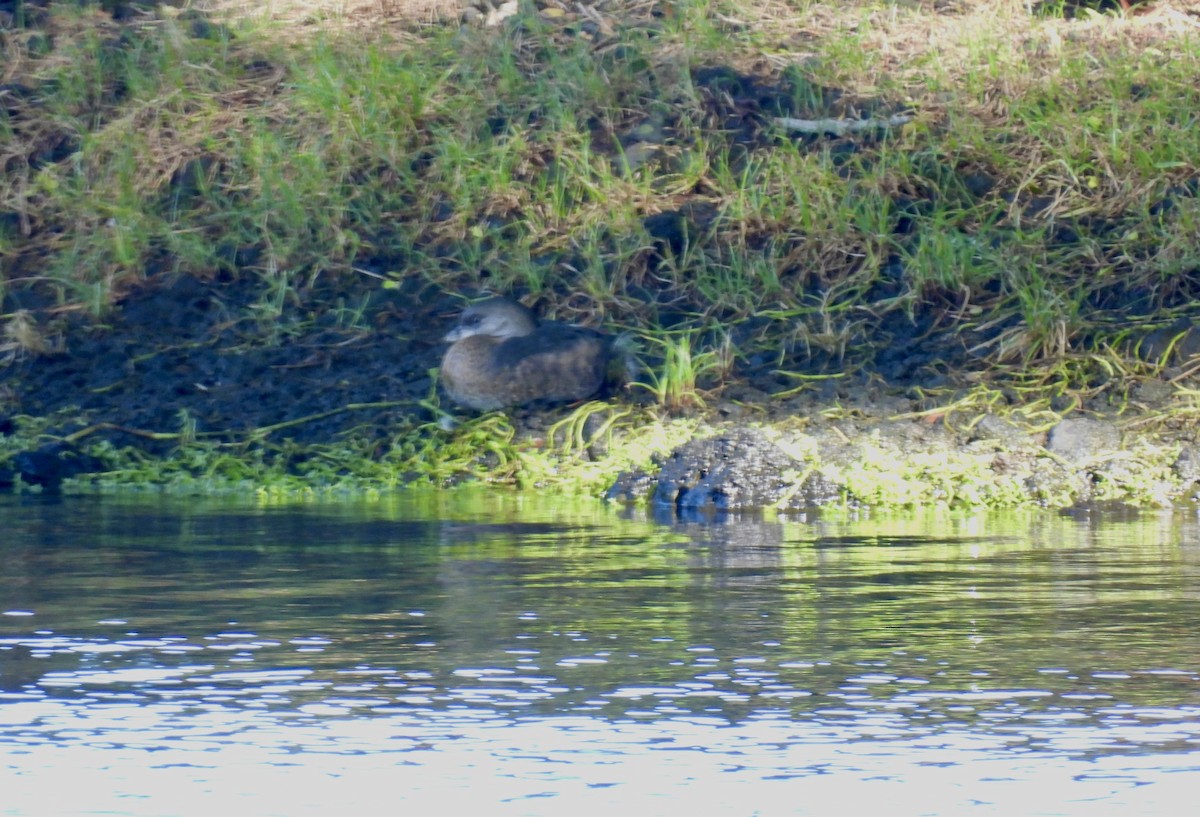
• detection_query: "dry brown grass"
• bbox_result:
[196,0,466,31]
[745,1,1200,85]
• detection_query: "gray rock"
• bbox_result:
[1045,417,1121,465]
[1133,378,1174,405]
[1173,445,1200,485]
[971,413,1032,448]
[605,468,658,502]
[1137,319,1200,364]
[649,429,800,512]
[1024,458,1090,506]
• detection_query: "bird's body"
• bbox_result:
[440,298,621,411]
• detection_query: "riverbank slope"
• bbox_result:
[3,0,1200,508]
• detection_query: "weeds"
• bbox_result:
[8,2,1200,347]
[635,330,727,413]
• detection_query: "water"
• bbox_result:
[2,492,1199,816]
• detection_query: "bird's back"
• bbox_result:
[442,321,618,410]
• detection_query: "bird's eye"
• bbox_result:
[463,313,481,327]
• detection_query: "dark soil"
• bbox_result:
[2,271,454,453]
[0,261,1191,503]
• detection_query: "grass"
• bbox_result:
[4,0,1200,500]
[33,400,699,498]
[9,2,1198,324]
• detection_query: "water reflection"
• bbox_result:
[2,492,1200,815]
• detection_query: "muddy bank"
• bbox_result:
[1,267,1198,509]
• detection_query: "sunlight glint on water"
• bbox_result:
[2,494,1200,816]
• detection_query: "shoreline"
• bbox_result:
[4,1,1200,507]
[1,272,1195,509]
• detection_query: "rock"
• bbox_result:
[12,443,103,489]
[794,470,844,506]
[715,401,745,419]
[605,468,657,502]
[1137,319,1200,364]
[1045,417,1121,465]
[961,170,995,198]
[970,413,1031,448]
[582,408,623,459]
[1173,445,1200,485]
[615,141,662,174]
[642,211,689,258]
[485,0,519,26]
[177,10,231,41]
[648,429,800,512]
[1024,457,1089,506]
[616,114,670,174]
[1133,378,1174,406]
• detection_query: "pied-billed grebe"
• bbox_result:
[440,297,623,411]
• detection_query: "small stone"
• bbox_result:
[716,401,745,419]
[961,171,995,198]
[615,141,661,174]
[1045,417,1121,465]
[1173,446,1200,484]
[971,414,1030,448]
[1133,379,1174,406]
[606,469,656,502]
[485,0,519,26]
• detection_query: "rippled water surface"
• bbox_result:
[2,492,1200,816]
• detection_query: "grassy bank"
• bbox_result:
[3,0,1200,504]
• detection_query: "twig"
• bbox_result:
[61,422,192,444]
[246,401,416,438]
[57,401,416,445]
